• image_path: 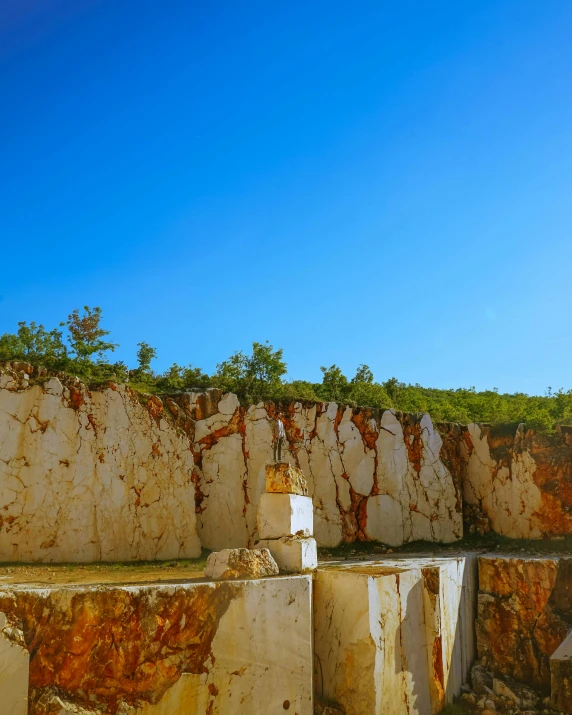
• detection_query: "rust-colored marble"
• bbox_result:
[476,556,572,690]
[0,583,239,714]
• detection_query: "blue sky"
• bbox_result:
[1,0,571,394]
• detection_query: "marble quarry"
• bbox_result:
[4,363,572,563]
[314,555,478,715]
[2,362,572,713]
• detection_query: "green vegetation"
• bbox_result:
[440,703,472,715]
[2,307,572,431]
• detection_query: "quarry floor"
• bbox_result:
[1,533,571,586]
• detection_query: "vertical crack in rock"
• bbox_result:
[0,583,240,715]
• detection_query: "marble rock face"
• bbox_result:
[256,536,318,573]
[192,396,463,549]
[313,555,477,715]
[204,547,279,580]
[0,575,313,715]
[257,493,314,539]
[0,365,201,562]
[461,423,572,538]
[551,631,572,711]
[476,555,572,690]
[266,462,308,495]
[0,370,463,557]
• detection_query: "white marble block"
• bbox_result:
[257,493,313,539]
[135,575,314,715]
[2,576,314,715]
[313,555,477,715]
[257,537,318,573]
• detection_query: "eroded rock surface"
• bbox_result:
[476,555,572,690]
[204,548,279,580]
[265,462,308,495]
[0,364,201,562]
[551,631,572,711]
[461,423,572,538]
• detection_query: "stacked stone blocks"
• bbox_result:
[257,463,318,573]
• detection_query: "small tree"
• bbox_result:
[214,341,287,402]
[352,364,374,384]
[319,364,350,403]
[136,342,157,372]
[63,306,117,362]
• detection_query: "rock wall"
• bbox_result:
[190,394,463,549]
[0,575,313,714]
[0,364,200,562]
[476,555,572,691]
[461,423,572,539]
[5,360,572,562]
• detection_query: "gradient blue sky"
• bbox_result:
[1,1,571,394]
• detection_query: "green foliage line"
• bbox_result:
[2,307,572,431]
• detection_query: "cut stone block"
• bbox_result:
[205,548,279,580]
[134,575,313,714]
[0,613,29,715]
[257,493,313,539]
[0,575,313,714]
[257,536,317,573]
[314,555,477,715]
[266,462,308,496]
[551,631,572,711]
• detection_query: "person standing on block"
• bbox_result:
[273,415,286,463]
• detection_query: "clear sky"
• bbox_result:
[1,1,571,394]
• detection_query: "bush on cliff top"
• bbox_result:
[1,307,571,431]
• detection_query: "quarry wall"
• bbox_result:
[2,362,572,563]
[191,392,463,549]
[460,422,572,539]
[0,365,201,563]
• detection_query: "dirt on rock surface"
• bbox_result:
[0,554,209,587]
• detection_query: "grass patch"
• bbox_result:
[440,703,472,715]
